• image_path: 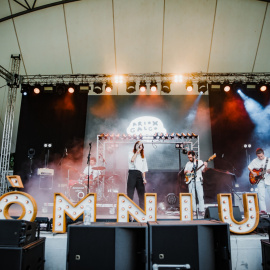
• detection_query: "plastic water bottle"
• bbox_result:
[84,205,91,225]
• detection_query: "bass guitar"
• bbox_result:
[185,153,216,184]
[249,168,267,185]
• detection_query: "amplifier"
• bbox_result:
[0,220,37,247]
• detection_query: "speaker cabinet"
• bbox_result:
[205,206,242,222]
[0,238,45,270]
[261,240,270,270]
[67,222,148,270]
[0,219,37,247]
[148,220,231,270]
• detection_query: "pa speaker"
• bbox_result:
[148,220,231,270]
[256,217,270,233]
[205,206,242,222]
[0,238,45,270]
[67,222,148,270]
[261,240,270,270]
[0,219,37,247]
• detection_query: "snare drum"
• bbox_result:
[70,183,88,202]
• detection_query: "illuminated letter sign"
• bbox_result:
[117,193,157,222]
[217,193,259,234]
[179,193,193,221]
[127,116,167,135]
[0,191,37,221]
[53,193,96,233]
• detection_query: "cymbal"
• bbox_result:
[92,166,106,170]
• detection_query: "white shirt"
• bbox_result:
[184,159,204,182]
[248,157,270,185]
[128,151,148,173]
[83,166,100,179]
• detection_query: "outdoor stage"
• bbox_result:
[42,220,269,270]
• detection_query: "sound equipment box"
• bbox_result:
[0,219,37,247]
[205,206,242,222]
[148,220,231,270]
[0,238,45,270]
[256,217,270,233]
[261,240,270,270]
[67,222,148,270]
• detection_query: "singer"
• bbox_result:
[127,141,148,209]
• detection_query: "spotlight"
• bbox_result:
[153,133,158,139]
[33,87,40,94]
[150,81,157,92]
[79,83,90,93]
[139,81,147,92]
[191,132,198,138]
[197,81,208,94]
[55,84,66,95]
[233,81,245,92]
[175,143,184,149]
[126,82,136,94]
[21,84,30,95]
[257,81,268,92]
[68,87,75,94]
[44,85,54,93]
[93,82,103,94]
[170,133,175,139]
[114,75,123,84]
[44,143,52,148]
[186,80,193,92]
[105,81,113,93]
[174,75,183,83]
[161,81,171,93]
[222,80,231,92]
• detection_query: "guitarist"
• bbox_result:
[184,150,208,217]
[248,148,270,215]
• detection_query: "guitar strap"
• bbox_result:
[263,158,269,179]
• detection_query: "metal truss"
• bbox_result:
[20,72,270,86]
[0,55,21,195]
[0,0,80,23]
[96,134,200,172]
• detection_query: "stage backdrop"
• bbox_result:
[84,94,213,201]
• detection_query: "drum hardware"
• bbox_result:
[69,183,88,202]
[92,166,106,171]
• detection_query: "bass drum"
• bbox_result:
[70,183,88,202]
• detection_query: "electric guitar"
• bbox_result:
[249,168,267,185]
[185,153,216,184]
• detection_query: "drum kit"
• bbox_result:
[65,165,119,203]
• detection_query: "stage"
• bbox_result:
[41,221,269,270]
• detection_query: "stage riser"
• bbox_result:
[43,229,269,270]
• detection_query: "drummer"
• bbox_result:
[81,157,101,184]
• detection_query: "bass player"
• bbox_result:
[248,148,270,215]
[184,150,208,217]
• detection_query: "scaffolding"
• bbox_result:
[0,55,21,195]
[96,134,200,171]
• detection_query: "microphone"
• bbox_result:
[222,154,224,158]
[65,148,68,156]
[89,142,92,150]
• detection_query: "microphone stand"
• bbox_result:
[87,143,92,192]
[192,161,199,219]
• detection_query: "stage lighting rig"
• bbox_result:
[150,81,157,92]
[161,81,171,93]
[139,81,147,92]
[43,143,52,148]
[197,81,208,94]
[186,80,193,92]
[93,82,103,94]
[126,81,136,94]
[105,81,113,93]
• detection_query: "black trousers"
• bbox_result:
[127,170,145,209]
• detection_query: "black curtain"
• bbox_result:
[14,91,88,187]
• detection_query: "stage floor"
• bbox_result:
[41,222,269,270]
